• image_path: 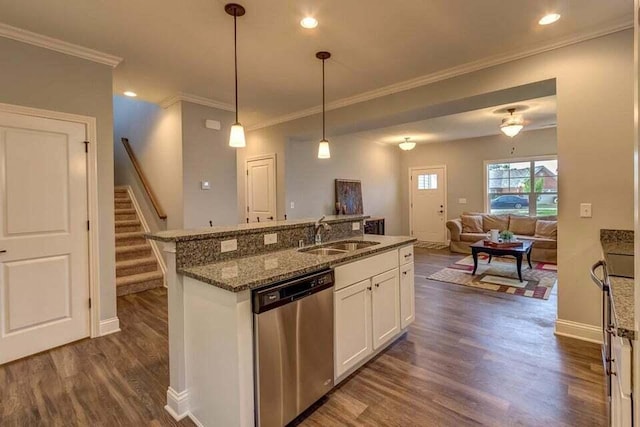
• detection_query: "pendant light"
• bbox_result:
[316,51,331,159]
[399,137,416,151]
[500,108,524,138]
[225,3,246,148]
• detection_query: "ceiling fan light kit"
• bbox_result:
[399,137,416,151]
[500,108,524,138]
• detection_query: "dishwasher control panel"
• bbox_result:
[252,269,334,313]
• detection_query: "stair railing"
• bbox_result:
[120,138,167,220]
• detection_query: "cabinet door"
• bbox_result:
[334,279,372,379]
[371,269,400,350]
[400,262,415,329]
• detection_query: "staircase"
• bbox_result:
[114,188,164,296]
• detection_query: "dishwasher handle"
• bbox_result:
[590,260,607,290]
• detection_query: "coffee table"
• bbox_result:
[470,240,534,282]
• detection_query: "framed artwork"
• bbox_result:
[335,179,363,215]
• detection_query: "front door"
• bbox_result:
[246,155,276,223]
[410,166,446,243]
[0,110,90,365]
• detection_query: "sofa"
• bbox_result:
[446,212,557,263]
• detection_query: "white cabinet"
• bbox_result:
[334,279,373,378]
[399,262,415,329]
[611,335,632,427]
[371,269,400,350]
[334,244,415,382]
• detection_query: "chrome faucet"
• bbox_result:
[314,216,332,245]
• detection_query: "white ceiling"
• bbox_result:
[351,95,557,145]
[0,0,631,127]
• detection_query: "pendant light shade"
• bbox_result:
[399,137,416,151]
[316,51,331,159]
[226,3,246,148]
[500,108,524,138]
[318,139,331,158]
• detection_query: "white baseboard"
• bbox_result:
[188,413,205,427]
[99,317,121,336]
[554,319,602,344]
[165,387,190,421]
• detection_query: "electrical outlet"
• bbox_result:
[264,233,278,245]
[458,198,467,204]
[201,181,211,190]
[221,239,238,252]
[580,203,592,218]
[352,222,360,231]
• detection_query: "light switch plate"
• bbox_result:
[290,202,295,209]
[221,239,237,252]
[264,233,278,245]
[205,119,221,130]
[580,203,592,218]
[352,222,360,231]
[201,181,211,190]
[458,198,467,204]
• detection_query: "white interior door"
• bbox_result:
[410,167,446,243]
[246,156,276,223]
[0,110,89,365]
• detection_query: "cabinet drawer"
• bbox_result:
[334,250,398,291]
[399,245,414,265]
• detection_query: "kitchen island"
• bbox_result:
[147,216,415,426]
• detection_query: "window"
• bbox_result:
[417,174,438,190]
[486,157,557,216]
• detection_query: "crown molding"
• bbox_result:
[247,18,633,132]
[159,92,235,112]
[0,22,122,67]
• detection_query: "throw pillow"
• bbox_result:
[509,215,537,236]
[535,220,557,239]
[461,215,483,233]
[482,214,509,232]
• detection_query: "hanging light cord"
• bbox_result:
[322,57,326,140]
[233,11,239,124]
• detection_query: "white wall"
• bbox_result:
[181,102,237,228]
[286,136,403,234]
[401,128,557,225]
[243,30,635,331]
[0,38,116,321]
[114,96,184,230]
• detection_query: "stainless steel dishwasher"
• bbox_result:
[253,269,334,427]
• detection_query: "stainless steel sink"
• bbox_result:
[324,241,379,252]
[300,248,347,256]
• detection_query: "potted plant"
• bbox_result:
[500,230,515,242]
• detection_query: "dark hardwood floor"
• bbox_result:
[0,248,606,426]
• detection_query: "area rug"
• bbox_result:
[414,241,449,250]
[427,255,557,300]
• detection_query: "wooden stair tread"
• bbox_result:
[116,244,151,254]
[115,231,145,239]
[115,208,136,214]
[116,271,163,287]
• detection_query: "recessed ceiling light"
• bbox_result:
[124,91,137,97]
[300,17,318,29]
[538,13,561,25]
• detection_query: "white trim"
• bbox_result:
[99,317,121,336]
[165,387,190,421]
[245,153,278,223]
[0,102,103,339]
[247,19,632,132]
[554,319,602,344]
[118,185,167,286]
[408,165,448,243]
[0,23,122,67]
[160,92,235,112]
[483,155,557,213]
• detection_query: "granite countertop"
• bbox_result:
[179,234,416,292]
[146,215,370,242]
[600,229,635,340]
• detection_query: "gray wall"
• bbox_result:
[286,136,402,235]
[114,96,184,230]
[243,30,634,330]
[401,128,557,226]
[0,38,116,321]
[181,102,237,228]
